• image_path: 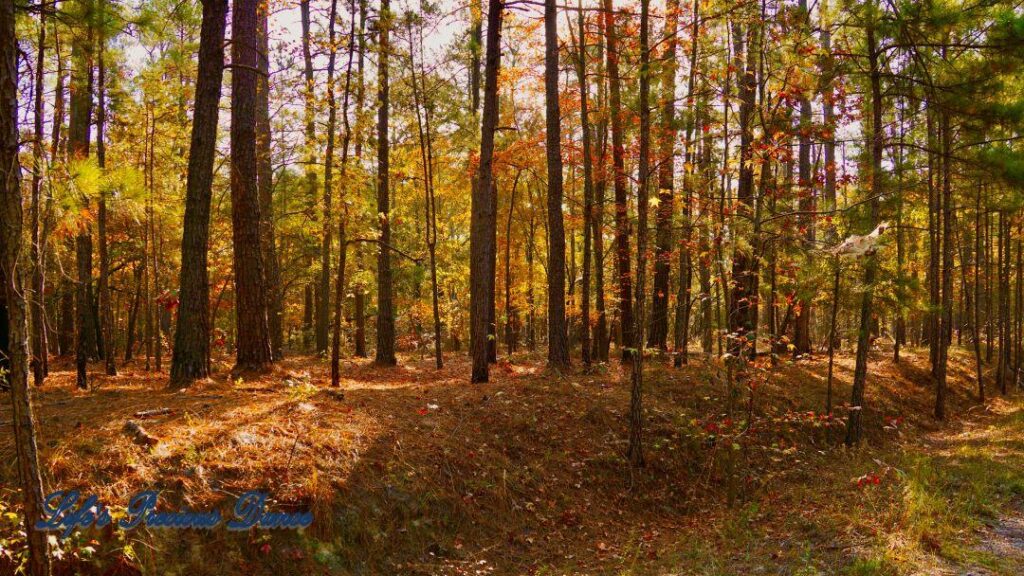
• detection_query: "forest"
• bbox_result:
[3,0,1024,573]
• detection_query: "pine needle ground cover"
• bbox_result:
[2,349,1022,575]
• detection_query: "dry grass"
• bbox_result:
[0,345,1020,575]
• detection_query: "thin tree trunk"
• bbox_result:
[825,261,840,415]
[845,7,882,446]
[591,14,609,362]
[974,184,985,401]
[96,18,116,376]
[300,0,317,348]
[792,0,814,357]
[257,0,283,359]
[627,0,651,468]
[318,0,340,355]
[125,259,141,362]
[935,102,953,420]
[331,0,357,387]
[575,5,592,366]
[30,5,47,385]
[407,12,443,369]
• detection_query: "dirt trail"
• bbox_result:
[920,401,1024,576]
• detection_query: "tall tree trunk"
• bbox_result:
[257,0,283,359]
[408,13,443,369]
[30,5,47,385]
[649,0,678,353]
[318,0,340,355]
[935,103,953,420]
[230,0,273,372]
[1,3,51,569]
[143,110,153,371]
[974,184,985,401]
[627,0,651,468]
[331,0,357,386]
[375,0,396,366]
[999,211,1011,394]
[927,107,940,373]
[470,0,503,382]
[576,5,593,366]
[150,109,162,373]
[845,6,882,446]
[792,0,814,357]
[54,42,72,359]
[603,0,633,360]
[504,174,519,356]
[591,14,609,362]
[727,17,758,360]
[351,0,367,358]
[169,0,228,388]
[545,0,569,368]
[300,0,317,348]
[893,102,906,363]
[673,0,699,367]
[69,0,96,389]
[96,17,116,377]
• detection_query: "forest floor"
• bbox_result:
[1,345,1023,575]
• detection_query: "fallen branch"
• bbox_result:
[134,407,172,418]
[124,420,159,446]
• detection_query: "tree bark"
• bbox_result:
[603,0,633,361]
[627,0,651,468]
[935,102,953,420]
[69,0,96,389]
[1,3,51,569]
[545,0,569,369]
[792,0,814,357]
[591,14,609,362]
[318,0,340,355]
[845,6,882,446]
[30,4,48,385]
[300,0,318,348]
[576,5,593,366]
[331,0,357,387]
[727,17,758,361]
[96,16,116,377]
[649,0,678,353]
[169,0,228,388]
[374,0,396,366]
[974,184,985,401]
[470,0,503,382]
[408,18,443,369]
[230,0,273,372]
[673,0,698,367]
[257,0,283,359]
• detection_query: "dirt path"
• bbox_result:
[917,400,1024,576]
[972,510,1024,574]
